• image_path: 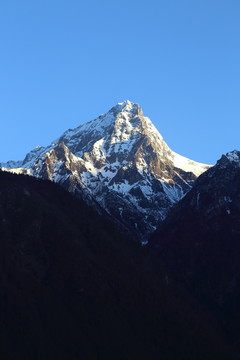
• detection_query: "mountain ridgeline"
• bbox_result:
[0,101,210,240]
[1,101,240,359]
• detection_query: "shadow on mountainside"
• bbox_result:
[0,170,236,360]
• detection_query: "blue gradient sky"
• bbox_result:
[0,0,239,164]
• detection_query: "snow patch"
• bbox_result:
[173,152,211,177]
[1,167,31,175]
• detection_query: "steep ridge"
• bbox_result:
[150,150,240,356]
[0,101,210,239]
[0,170,235,360]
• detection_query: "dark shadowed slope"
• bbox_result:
[151,150,240,357]
[0,170,235,360]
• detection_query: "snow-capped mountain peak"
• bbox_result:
[0,101,211,239]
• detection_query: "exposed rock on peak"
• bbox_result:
[110,100,144,117]
[216,150,240,169]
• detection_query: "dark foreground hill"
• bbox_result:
[0,170,235,360]
[151,151,240,357]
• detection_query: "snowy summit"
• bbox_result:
[0,101,211,239]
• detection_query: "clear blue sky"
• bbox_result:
[0,0,239,164]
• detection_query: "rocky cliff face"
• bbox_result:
[0,101,210,239]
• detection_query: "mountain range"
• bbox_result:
[0,100,210,240]
[0,101,240,359]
